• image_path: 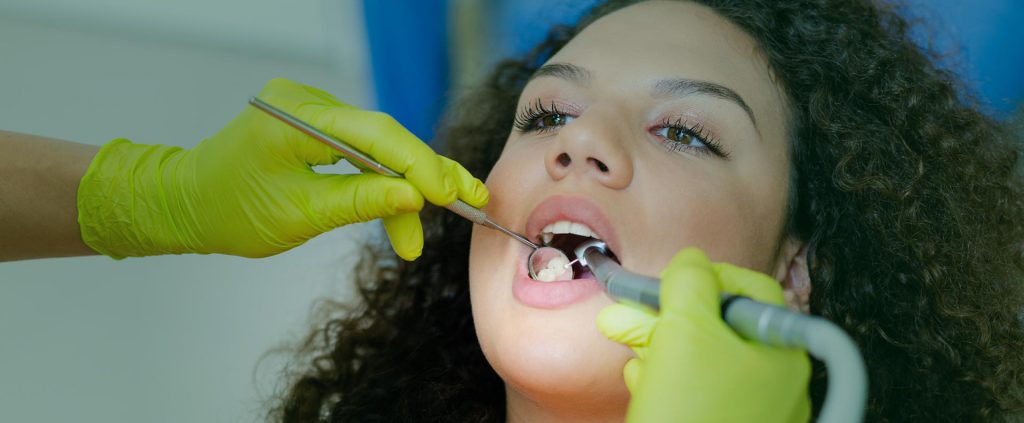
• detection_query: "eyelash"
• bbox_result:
[512,99,729,159]
[513,99,570,134]
[654,117,729,159]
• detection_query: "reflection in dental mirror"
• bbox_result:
[528,246,573,282]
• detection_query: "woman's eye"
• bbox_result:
[657,126,707,148]
[513,99,577,134]
[653,121,729,159]
[532,113,574,131]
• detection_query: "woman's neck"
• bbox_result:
[505,386,627,423]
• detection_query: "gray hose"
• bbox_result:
[804,319,868,422]
[578,242,867,422]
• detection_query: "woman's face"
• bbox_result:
[469,1,794,417]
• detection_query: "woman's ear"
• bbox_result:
[774,239,810,313]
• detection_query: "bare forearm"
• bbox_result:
[0,130,100,261]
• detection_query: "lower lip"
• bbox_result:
[512,249,606,309]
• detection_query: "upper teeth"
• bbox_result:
[539,220,601,244]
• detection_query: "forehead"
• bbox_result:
[544,1,788,139]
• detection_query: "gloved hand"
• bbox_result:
[596,248,811,422]
[77,78,487,260]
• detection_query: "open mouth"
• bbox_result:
[522,195,623,285]
[538,233,621,280]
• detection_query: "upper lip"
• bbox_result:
[524,194,621,260]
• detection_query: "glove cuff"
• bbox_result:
[77,139,191,258]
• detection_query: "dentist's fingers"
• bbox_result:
[439,156,489,208]
[658,247,724,328]
[712,262,787,306]
[308,173,424,228]
[623,358,643,395]
[309,107,457,206]
[596,303,657,351]
[383,212,424,261]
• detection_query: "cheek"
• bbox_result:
[623,185,739,271]
[625,165,785,275]
[484,143,541,206]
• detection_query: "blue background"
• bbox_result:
[364,0,1024,141]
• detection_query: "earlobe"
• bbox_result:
[777,240,811,313]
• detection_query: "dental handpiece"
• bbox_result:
[574,240,868,423]
[248,97,539,250]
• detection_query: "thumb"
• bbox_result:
[307,173,424,230]
[711,262,787,306]
[623,358,643,395]
[596,303,657,349]
[659,248,722,322]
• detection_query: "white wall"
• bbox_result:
[0,1,374,421]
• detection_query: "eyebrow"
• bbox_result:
[529,62,593,84]
[652,79,757,127]
[529,62,758,128]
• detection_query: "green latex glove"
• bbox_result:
[596,248,811,423]
[77,78,487,260]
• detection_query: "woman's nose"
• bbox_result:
[544,112,634,189]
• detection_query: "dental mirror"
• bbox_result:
[527,246,575,281]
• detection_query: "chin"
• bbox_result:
[503,310,630,395]
[472,279,632,409]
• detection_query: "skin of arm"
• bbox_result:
[0,130,100,261]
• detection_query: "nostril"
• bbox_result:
[557,153,571,166]
[590,158,609,172]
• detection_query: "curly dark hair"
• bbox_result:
[272,0,1024,421]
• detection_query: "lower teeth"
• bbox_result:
[534,256,572,282]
